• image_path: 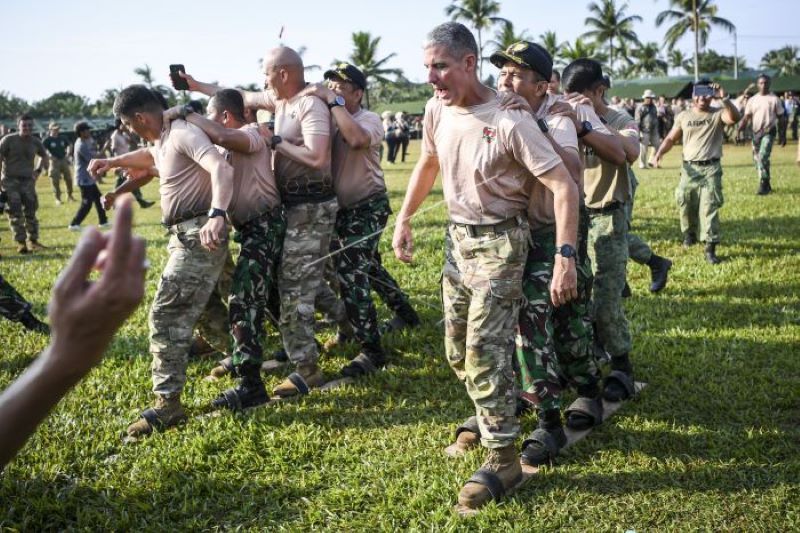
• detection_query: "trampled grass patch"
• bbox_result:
[1,140,799,530]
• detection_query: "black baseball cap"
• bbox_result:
[489,41,553,81]
[324,62,367,91]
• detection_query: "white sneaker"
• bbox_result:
[68,224,81,231]
[638,163,646,169]
[99,223,112,229]
[55,199,62,206]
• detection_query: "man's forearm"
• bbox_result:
[0,347,85,469]
[545,137,582,185]
[722,99,741,124]
[583,130,626,166]
[108,148,156,170]
[113,173,156,195]
[552,180,579,248]
[654,137,676,160]
[209,164,234,210]
[275,140,329,171]
[331,107,370,149]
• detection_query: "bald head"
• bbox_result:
[262,46,306,98]
[266,46,304,69]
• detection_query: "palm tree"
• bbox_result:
[538,31,564,62]
[559,38,607,66]
[581,0,642,74]
[445,0,509,78]
[336,31,403,110]
[625,42,669,78]
[486,20,532,54]
[134,64,155,87]
[655,0,736,80]
[760,45,800,76]
[668,49,690,74]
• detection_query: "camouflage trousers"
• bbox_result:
[515,226,598,412]
[195,252,234,354]
[149,215,229,397]
[627,173,653,265]
[332,194,411,355]
[675,161,723,244]
[278,197,339,366]
[0,273,33,323]
[588,206,632,358]
[752,128,775,181]
[2,175,39,243]
[443,221,528,449]
[49,158,73,201]
[229,208,286,367]
[639,130,661,168]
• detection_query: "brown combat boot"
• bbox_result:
[17,243,29,254]
[27,240,47,251]
[126,395,187,438]
[272,363,325,398]
[457,445,522,510]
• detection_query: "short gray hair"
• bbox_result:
[423,22,478,59]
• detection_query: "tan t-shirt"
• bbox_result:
[0,134,47,179]
[332,108,386,208]
[423,96,562,225]
[250,89,332,196]
[674,107,726,162]
[745,93,784,133]
[110,130,131,157]
[526,94,580,230]
[225,123,281,227]
[150,119,218,226]
[582,108,635,209]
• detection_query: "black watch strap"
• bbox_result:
[270,135,283,150]
[556,244,577,258]
[207,207,226,219]
[536,118,549,134]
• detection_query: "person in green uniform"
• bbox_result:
[652,80,740,264]
[42,122,75,205]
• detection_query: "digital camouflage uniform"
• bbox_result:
[676,161,723,244]
[43,135,73,202]
[332,194,412,357]
[229,208,287,367]
[516,211,598,412]
[150,216,229,397]
[0,273,34,323]
[444,223,528,449]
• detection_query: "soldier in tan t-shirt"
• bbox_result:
[182,47,341,397]
[161,89,285,410]
[653,80,740,264]
[463,41,599,467]
[392,22,579,511]
[301,63,420,377]
[87,85,234,438]
[739,74,786,194]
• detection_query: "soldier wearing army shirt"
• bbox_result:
[653,80,740,264]
[42,122,75,204]
[393,23,579,511]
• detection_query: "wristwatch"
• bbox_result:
[536,118,549,134]
[577,120,593,138]
[270,135,283,150]
[178,104,194,120]
[328,95,346,110]
[207,207,226,219]
[555,243,577,258]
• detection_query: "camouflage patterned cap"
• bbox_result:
[324,62,367,90]
[489,41,553,80]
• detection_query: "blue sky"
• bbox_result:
[1,0,798,102]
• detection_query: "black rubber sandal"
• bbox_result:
[463,469,511,502]
[603,370,635,402]
[340,353,381,378]
[520,427,566,466]
[565,396,604,430]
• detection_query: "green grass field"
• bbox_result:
[1,140,799,530]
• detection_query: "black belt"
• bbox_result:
[341,192,388,212]
[162,209,208,228]
[685,158,720,166]
[585,201,623,216]
[282,191,336,207]
[236,204,284,231]
[452,216,523,238]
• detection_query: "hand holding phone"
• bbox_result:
[169,64,189,91]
